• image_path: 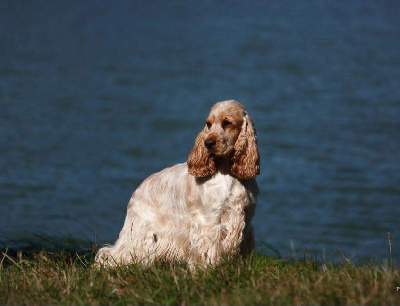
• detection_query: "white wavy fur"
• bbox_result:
[95,100,259,268]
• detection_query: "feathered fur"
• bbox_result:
[95,100,260,268]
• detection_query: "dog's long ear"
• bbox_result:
[231,112,260,179]
[188,126,216,177]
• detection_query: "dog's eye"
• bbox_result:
[206,121,212,129]
[222,120,231,128]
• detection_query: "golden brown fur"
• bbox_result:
[188,100,260,179]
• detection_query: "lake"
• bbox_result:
[1,0,399,263]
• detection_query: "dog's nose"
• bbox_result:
[204,139,216,149]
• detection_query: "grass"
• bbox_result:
[0,246,399,305]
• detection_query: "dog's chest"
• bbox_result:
[200,173,246,209]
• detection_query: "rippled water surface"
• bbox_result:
[1,1,399,262]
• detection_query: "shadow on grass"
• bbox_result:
[0,233,393,270]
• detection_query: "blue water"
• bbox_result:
[1,1,399,262]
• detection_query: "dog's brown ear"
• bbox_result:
[231,113,260,179]
[188,126,216,177]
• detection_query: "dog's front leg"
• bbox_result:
[188,221,225,268]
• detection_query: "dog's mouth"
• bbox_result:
[207,146,234,158]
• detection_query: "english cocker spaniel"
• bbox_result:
[95,100,260,268]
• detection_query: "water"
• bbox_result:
[1,1,399,262]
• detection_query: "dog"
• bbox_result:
[95,100,260,268]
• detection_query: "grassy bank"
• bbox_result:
[0,248,399,305]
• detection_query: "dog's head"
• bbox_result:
[188,100,260,179]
